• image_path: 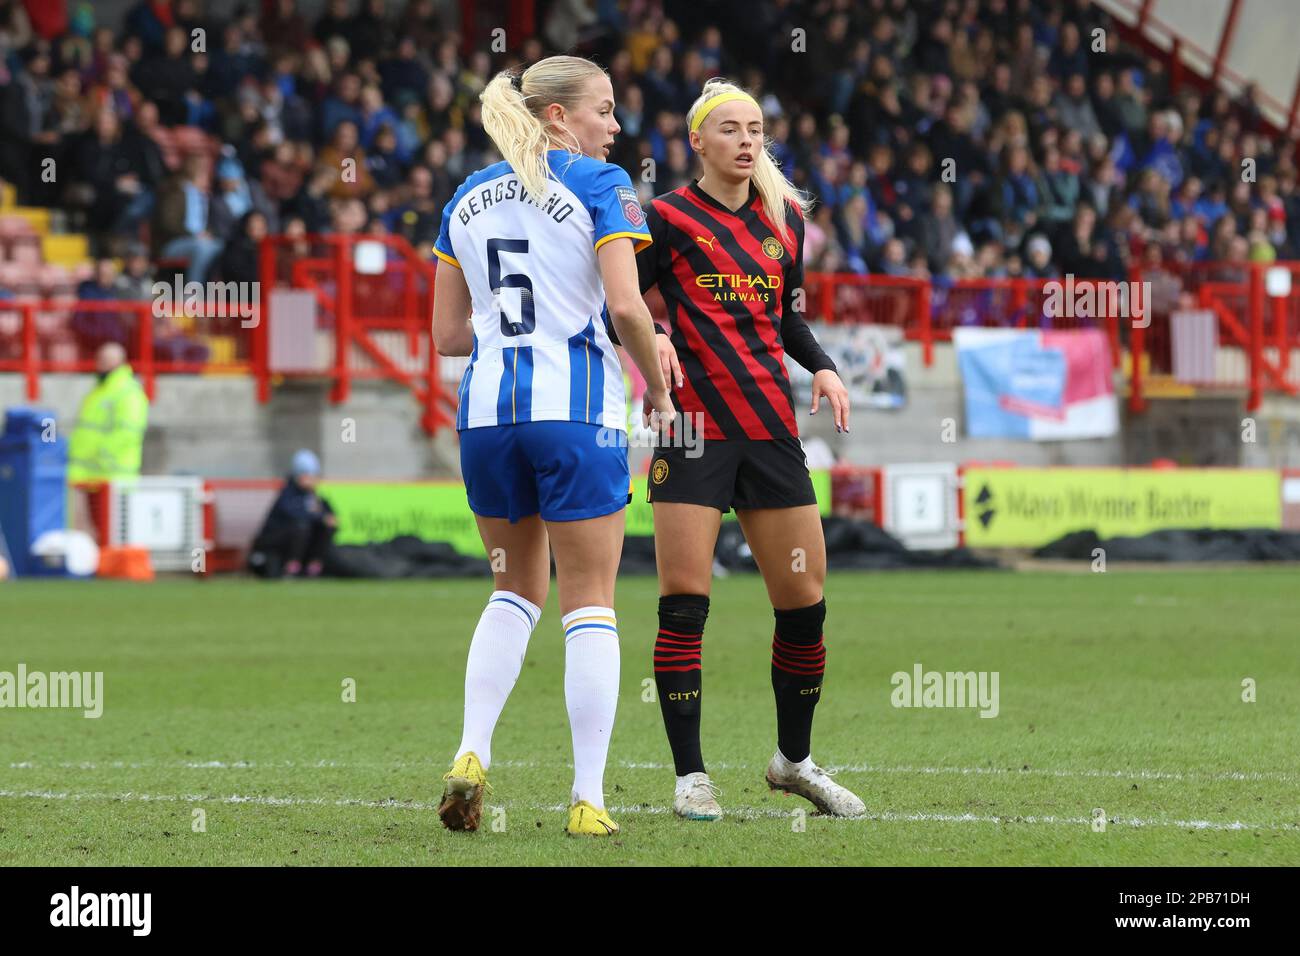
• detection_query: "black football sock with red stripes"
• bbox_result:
[771,599,827,764]
[654,594,709,776]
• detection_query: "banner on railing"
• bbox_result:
[788,323,908,410]
[954,328,1117,441]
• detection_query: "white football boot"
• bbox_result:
[765,751,866,817]
[672,771,723,821]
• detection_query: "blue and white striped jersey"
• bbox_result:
[434,150,651,431]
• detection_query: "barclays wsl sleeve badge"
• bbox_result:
[617,186,645,227]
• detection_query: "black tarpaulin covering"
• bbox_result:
[312,520,999,579]
[619,517,999,574]
[325,536,490,578]
[1034,528,1300,562]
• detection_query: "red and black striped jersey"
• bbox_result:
[636,181,835,441]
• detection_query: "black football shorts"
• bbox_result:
[646,436,818,512]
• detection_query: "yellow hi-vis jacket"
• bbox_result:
[67,365,149,481]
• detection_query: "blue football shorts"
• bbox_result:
[459,420,631,523]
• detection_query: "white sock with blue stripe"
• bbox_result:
[562,606,620,809]
[455,590,541,769]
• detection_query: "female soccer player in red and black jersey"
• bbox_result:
[636,79,865,820]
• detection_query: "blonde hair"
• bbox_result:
[480,55,608,202]
[686,78,811,240]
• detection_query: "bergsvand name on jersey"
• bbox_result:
[457,175,575,225]
[50,886,151,936]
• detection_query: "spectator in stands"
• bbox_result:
[314,0,352,48]
[154,152,229,284]
[1113,68,1149,139]
[284,164,336,233]
[209,19,262,97]
[317,119,375,199]
[77,257,118,302]
[380,36,430,103]
[0,0,1293,299]
[349,0,393,63]
[70,257,126,351]
[0,45,57,204]
[357,83,399,151]
[320,71,362,141]
[330,196,367,234]
[218,209,268,285]
[67,341,149,482]
[1023,234,1059,279]
[274,214,313,282]
[261,0,310,60]
[214,154,278,233]
[365,124,403,189]
[72,108,158,246]
[86,53,135,118]
[918,183,964,275]
[1040,145,1081,234]
[248,449,337,579]
[113,242,155,300]
[131,24,195,125]
[258,140,306,205]
[1054,72,1101,141]
[398,0,443,51]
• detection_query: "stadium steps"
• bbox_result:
[0,180,95,284]
[42,234,90,266]
[3,206,51,234]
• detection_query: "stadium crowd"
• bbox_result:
[0,0,1296,294]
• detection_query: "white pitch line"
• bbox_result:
[0,788,1295,832]
[7,759,1299,784]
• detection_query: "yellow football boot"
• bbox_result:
[437,752,491,832]
[565,800,620,836]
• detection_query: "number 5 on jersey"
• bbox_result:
[487,237,536,336]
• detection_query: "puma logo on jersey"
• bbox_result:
[695,235,717,250]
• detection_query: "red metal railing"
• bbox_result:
[0,297,255,400]
[257,232,457,434]
[6,261,1298,420]
[804,273,1128,369]
[804,264,1300,412]
[1126,260,1300,411]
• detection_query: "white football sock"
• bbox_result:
[454,591,540,769]
[562,606,620,808]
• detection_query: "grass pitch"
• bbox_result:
[1,569,1297,866]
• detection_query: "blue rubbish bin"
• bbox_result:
[0,408,68,577]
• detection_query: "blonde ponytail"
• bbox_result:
[686,78,811,241]
[480,55,608,203]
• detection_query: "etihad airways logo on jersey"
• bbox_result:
[695,273,780,303]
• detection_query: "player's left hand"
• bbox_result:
[656,332,683,390]
[810,369,850,433]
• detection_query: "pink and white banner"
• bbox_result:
[953,328,1118,441]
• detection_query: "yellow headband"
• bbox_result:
[689,91,760,133]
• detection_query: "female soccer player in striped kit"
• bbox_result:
[431,56,673,836]
[636,78,865,820]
